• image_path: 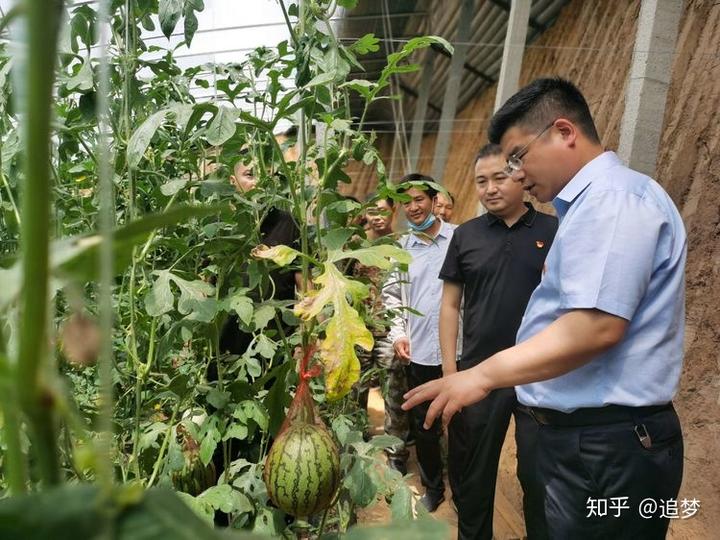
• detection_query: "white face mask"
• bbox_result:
[408,212,436,232]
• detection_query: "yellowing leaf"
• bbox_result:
[294,263,372,400]
[251,244,300,267]
[294,262,367,321]
[321,300,373,401]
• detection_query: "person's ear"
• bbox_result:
[554,118,578,147]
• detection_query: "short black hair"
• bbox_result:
[398,173,439,199]
[488,78,600,145]
[474,143,503,163]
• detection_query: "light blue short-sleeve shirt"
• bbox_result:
[405,220,456,366]
[516,152,687,412]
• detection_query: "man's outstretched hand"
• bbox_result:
[401,367,492,430]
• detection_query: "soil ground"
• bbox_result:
[357,388,526,540]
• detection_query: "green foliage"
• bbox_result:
[0,0,450,535]
[0,485,263,539]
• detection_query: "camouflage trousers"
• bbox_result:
[355,334,410,461]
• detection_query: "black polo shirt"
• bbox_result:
[439,203,558,366]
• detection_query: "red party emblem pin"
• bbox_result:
[536,240,545,248]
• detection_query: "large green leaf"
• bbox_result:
[196,485,253,515]
[145,270,216,319]
[344,459,377,507]
[127,109,167,168]
[159,0,183,39]
[205,106,238,146]
[329,244,412,270]
[145,271,174,317]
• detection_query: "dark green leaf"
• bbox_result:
[183,7,199,46]
[53,204,228,285]
[207,388,230,409]
[344,459,376,506]
[263,361,294,437]
[159,0,183,39]
[389,483,413,521]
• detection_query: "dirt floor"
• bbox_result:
[358,388,525,540]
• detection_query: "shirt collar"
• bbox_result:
[553,151,622,218]
[408,219,453,246]
[486,202,537,228]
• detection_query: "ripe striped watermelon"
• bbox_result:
[263,422,340,518]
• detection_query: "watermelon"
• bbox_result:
[263,422,340,518]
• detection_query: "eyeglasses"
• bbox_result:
[503,121,555,175]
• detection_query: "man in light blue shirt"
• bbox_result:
[404,78,686,538]
[384,174,456,513]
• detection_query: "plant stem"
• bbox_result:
[317,506,330,538]
[130,366,145,479]
[0,171,21,226]
[0,353,27,493]
[16,0,64,486]
[96,0,116,496]
[145,401,180,488]
[278,0,299,49]
[123,0,136,222]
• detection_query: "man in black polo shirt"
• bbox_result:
[439,143,557,540]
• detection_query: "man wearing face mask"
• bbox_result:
[382,174,457,512]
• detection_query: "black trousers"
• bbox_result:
[448,386,548,540]
[514,409,549,540]
[407,362,444,496]
[526,405,683,539]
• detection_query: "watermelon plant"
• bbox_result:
[0,0,451,537]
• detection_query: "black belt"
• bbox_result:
[518,403,673,427]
